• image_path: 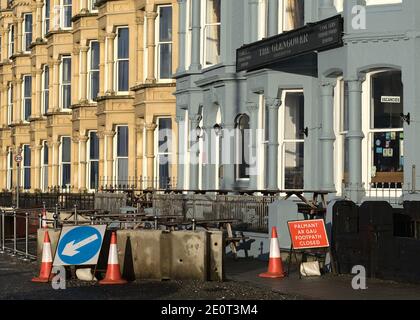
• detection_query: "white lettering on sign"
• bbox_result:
[381,96,401,104]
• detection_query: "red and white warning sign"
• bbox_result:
[287,219,330,250]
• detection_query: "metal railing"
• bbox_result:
[98,176,177,192]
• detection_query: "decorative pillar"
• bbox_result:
[347,78,365,202]
[145,123,157,188]
[16,18,23,53]
[176,0,187,73]
[72,45,80,105]
[189,0,201,72]
[145,11,158,83]
[320,82,336,191]
[248,0,259,43]
[136,14,145,83]
[36,1,43,41]
[268,0,279,37]
[98,35,105,96]
[80,45,89,103]
[53,59,61,111]
[247,101,259,190]
[79,135,88,191]
[104,131,114,185]
[267,97,281,190]
[106,33,116,94]
[189,115,200,190]
[136,122,144,184]
[80,0,88,13]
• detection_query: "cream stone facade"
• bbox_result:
[0,0,178,193]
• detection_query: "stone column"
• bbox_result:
[80,0,88,13]
[267,97,281,190]
[320,82,336,191]
[247,101,259,190]
[248,0,259,43]
[34,69,42,117]
[145,11,158,84]
[16,18,23,53]
[176,0,187,73]
[52,140,60,187]
[71,136,79,192]
[98,132,105,186]
[79,135,88,191]
[136,123,144,184]
[98,35,105,96]
[104,131,115,185]
[80,45,89,103]
[106,33,116,94]
[176,114,185,189]
[189,0,201,72]
[346,78,365,202]
[189,115,200,190]
[145,123,157,188]
[36,1,43,41]
[136,14,145,83]
[15,78,22,123]
[72,45,80,105]
[268,0,279,37]
[0,149,7,190]
[1,84,7,124]
[53,59,61,111]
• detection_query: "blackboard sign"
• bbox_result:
[236,15,344,72]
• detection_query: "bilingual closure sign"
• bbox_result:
[236,15,344,72]
[287,219,330,250]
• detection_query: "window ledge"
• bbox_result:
[131,82,176,91]
[96,94,134,102]
[72,12,99,22]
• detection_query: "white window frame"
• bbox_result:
[201,0,221,68]
[7,83,13,125]
[88,40,99,102]
[60,0,72,30]
[22,144,31,190]
[22,75,32,122]
[6,148,13,190]
[88,0,98,12]
[43,0,51,36]
[154,117,173,189]
[155,5,173,83]
[114,26,129,94]
[60,56,72,110]
[279,89,305,190]
[8,24,14,58]
[42,65,50,115]
[87,131,99,191]
[114,125,129,186]
[23,13,33,53]
[59,136,71,188]
[40,141,49,191]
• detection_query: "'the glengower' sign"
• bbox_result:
[236,15,344,72]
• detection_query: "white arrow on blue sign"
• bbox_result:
[53,225,107,266]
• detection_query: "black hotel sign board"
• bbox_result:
[236,15,344,72]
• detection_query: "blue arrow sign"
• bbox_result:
[55,226,106,266]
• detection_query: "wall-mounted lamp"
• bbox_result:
[196,125,203,139]
[213,124,223,137]
[400,113,411,125]
[301,127,309,138]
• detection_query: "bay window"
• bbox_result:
[23,13,32,52]
[42,65,49,114]
[60,56,71,110]
[41,141,49,191]
[203,0,220,67]
[22,145,31,190]
[88,40,99,101]
[156,118,173,189]
[60,137,71,187]
[88,131,99,190]
[115,27,129,92]
[156,5,173,80]
[22,75,32,122]
[62,0,72,29]
[115,126,128,185]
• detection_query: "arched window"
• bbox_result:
[235,114,250,180]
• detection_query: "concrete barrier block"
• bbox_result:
[208,231,225,281]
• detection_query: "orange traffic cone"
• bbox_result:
[32,231,53,283]
[41,207,48,229]
[259,227,286,279]
[99,232,127,285]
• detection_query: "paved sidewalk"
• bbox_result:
[226,258,420,300]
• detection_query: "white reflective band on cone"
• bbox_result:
[108,244,119,264]
[269,238,281,258]
[42,243,52,262]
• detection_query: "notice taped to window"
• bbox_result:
[288,219,330,250]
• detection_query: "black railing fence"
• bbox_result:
[98,176,177,192]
